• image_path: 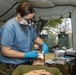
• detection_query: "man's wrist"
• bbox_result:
[41,42,44,46]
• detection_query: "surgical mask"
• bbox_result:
[20,18,28,25]
[20,18,35,26]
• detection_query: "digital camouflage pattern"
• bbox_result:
[0,60,33,75]
[0,63,17,75]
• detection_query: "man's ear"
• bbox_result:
[17,13,21,18]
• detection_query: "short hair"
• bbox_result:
[16,2,35,17]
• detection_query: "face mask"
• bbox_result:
[28,20,35,26]
[20,18,35,26]
[20,18,28,25]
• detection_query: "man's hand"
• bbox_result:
[23,70,52,75]
[42,42,48,54]
[38,53,44,60]
[24,50,38,58]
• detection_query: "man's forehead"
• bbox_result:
[24,13,35,19]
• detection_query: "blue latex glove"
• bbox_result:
[41,42,48,54]
[24,50,38,58]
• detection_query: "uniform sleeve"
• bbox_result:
[12,65,22,75]
[1,26,14,47]
[31,27,37,41]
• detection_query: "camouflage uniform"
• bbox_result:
[0,60,33,75]
[0,63,17,75]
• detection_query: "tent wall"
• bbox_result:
[71,8,76,50]
[34,6,74,20]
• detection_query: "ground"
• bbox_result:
[45,52,55,60]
